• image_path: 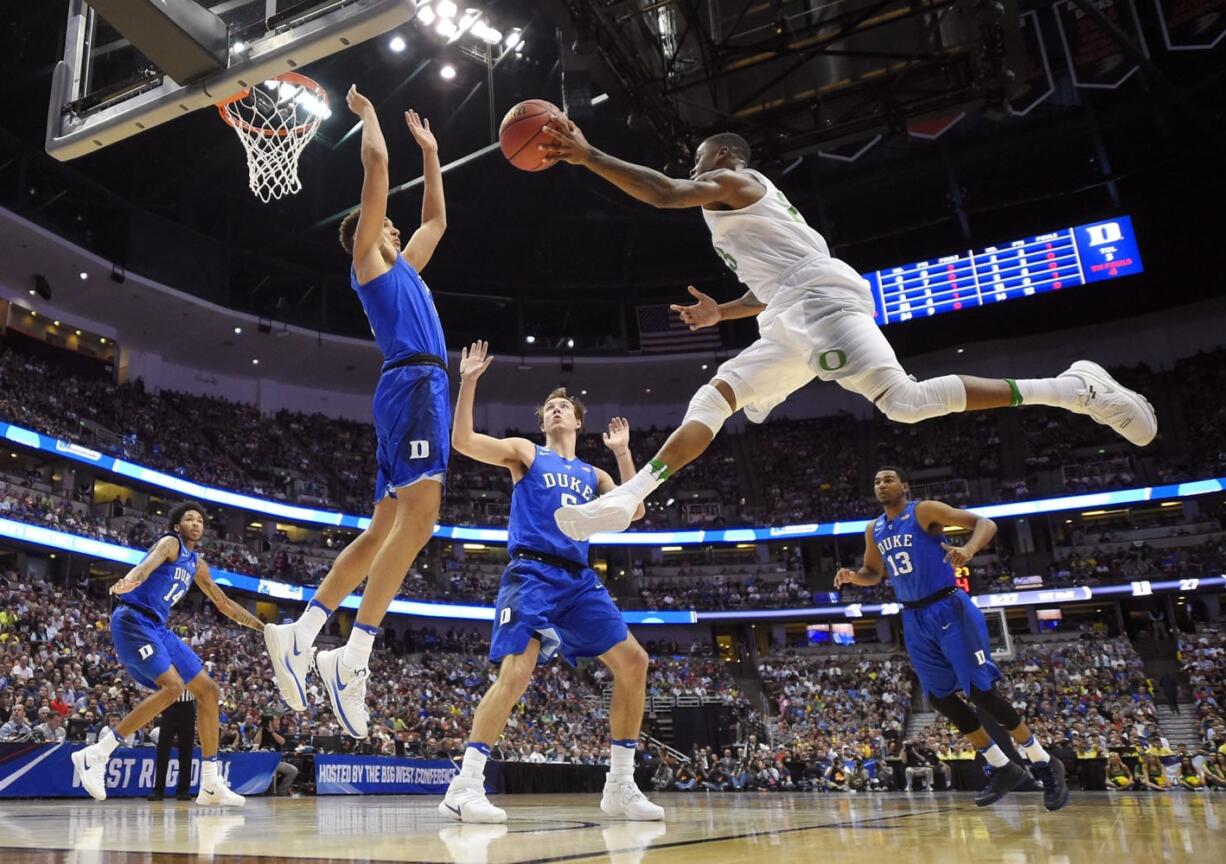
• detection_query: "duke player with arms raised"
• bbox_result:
[836,468,1069,810]
[263,87,449,738]
[538,121,1158,541]
[438,340,664,823]
[71,502,263,806]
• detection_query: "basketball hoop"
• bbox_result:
[218,72,329,203]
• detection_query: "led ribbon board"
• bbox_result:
[1,516,1217,623]
[3,420,1222,545]
[869,216,1143,324]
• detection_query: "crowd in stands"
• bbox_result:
[0,570,742,765]
[5,340,1226,531]
[1179,630,1225,751]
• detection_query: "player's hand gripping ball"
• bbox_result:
[499,99,562,172]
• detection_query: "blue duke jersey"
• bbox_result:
[351,255,446,363]
[872,501,954,603]
[124,534,197,624]
[508,447,597,564]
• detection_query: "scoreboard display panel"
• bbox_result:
[869,216,1143,325]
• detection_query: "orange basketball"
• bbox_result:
[499,99,561,172]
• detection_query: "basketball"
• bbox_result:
[499,99,561,172]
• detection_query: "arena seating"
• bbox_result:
[3,341,1223,529]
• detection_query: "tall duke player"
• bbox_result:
[71,502,262,805]
[263,88,449,738]
[539,120,1158,542]
[439,340,664,823]
[836,467,1069,810]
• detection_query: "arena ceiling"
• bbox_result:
[0,1,1223,357]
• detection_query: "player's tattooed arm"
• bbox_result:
[110,535,180,595]
[598,417,646,522]
[915,500,997,567]
[192,559,264,632]
[834,524,885,588]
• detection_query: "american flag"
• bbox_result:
[636,304,722,353]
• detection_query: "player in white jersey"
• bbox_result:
[538,121,1158,540]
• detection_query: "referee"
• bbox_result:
[148,690,196,801]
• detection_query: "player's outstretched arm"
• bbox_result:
[348,85,390,282]
[597,417,646,522]
[401,109,447,272]
[540,118,762,210]
[109,535,179,595]
[915,500,997,567]
[834,524,885,588]
[193,559,264,632]
[452,340,535,471]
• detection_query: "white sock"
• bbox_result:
[1016,377,1081,409]
[201,758,218,789]
[980,744,1010,768]
[609,740,636,781]
[460,745,489,781]
[342,625,376,673]
[1019,735,1050,765]
[294,602,330,646]
[93,729,119,759]
[617,464,665,503]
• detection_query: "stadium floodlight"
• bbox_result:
[505,29,522,49]
[472,21,501,44]
[439,63,457,80]
[436,18,458,37]
[417,4,437,25]
[389,34,407,52]
[436,0,458,18]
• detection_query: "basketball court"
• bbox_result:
[0,792,1220,863]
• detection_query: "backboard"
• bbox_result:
[46,0,415,161]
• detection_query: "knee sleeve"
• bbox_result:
[683,383,734,435]
[929,691,982,735]
[969,685,1022,730]
[875,374,966,424]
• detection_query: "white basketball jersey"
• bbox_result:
[701,169,869,307]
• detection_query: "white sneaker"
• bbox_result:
[195,774,245,807]
[71,748,107,801]
[555,491,638,542]
[1061,360,1158,446]
[601,779,665,821]
[316,648,369,739]
[439,776,507,823]
[263,622,314,712]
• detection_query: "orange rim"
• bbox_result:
[217,71,328,138]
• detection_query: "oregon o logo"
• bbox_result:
[818,349,847,371]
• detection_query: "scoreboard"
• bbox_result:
[869,216,1143,325]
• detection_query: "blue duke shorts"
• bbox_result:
[489,557,629,666]
[371,364,451,501]
[902,589,1002,698]
[111,605,204,690]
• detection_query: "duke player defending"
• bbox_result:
[538,121,1158,541]
[263,86,450,738]
[71,502,263,806]
[438,340,664,823]
[836,468,1069,810]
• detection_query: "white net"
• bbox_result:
[220,77,329,203]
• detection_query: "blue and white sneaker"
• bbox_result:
[315,647,369,739]
[263,623,313,712]
[439,776,506,823]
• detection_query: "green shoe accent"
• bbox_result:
[647,458,671,482]
[1004,378,1023,407]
